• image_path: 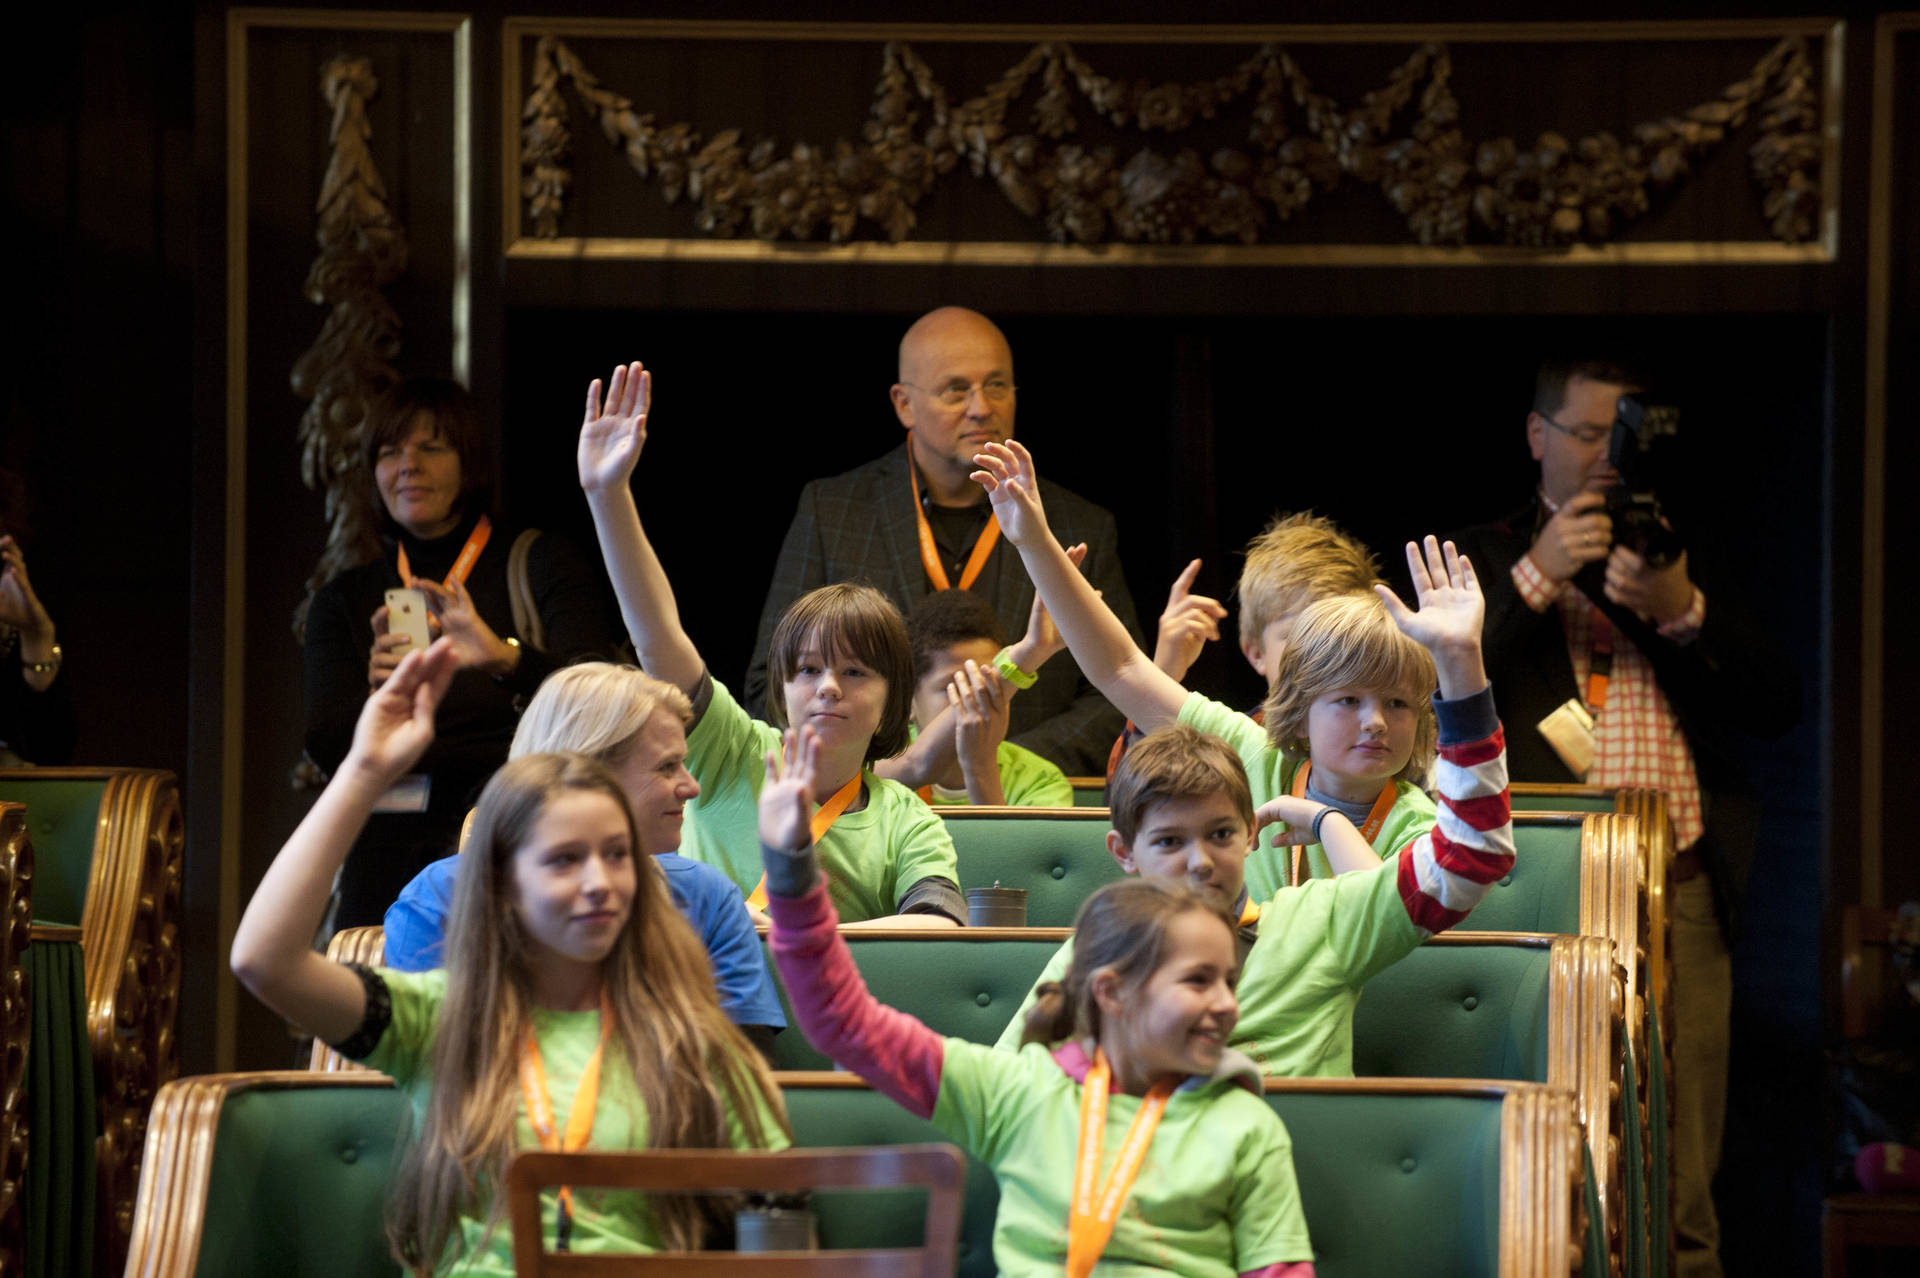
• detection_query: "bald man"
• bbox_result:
[745,307,1140,775]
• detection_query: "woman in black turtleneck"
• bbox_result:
[302,378,620,929]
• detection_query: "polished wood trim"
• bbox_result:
[503,237,1835,267]
[124,1071,396,1278]
[935,805,1111,821]
[26,924,82,944]
[1500,1084,1584,1277]
[498,16,1840,44]
[225,7,475,1070]
[1548,934,1625,1263]
[1861,14,1920,908]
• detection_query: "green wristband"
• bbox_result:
[992,647,1038,690]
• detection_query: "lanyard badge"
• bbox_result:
[1066,1048,1174,1278]
[518,989,614,1251]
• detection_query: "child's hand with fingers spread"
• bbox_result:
[1375,535,1489,701]
[1011,542,1088,669]
[1153,558,1228,682]
[759,727,821,853]
[348,638,459,785]
[969,440,1052,548]
[578,361,651,494]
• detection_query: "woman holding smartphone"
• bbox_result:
[302,378,622,930]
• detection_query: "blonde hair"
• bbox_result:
[1237,512,1379,647]
[1261,594,1438,785]
[385,753,789,1266]
[1107,724,1254,846]
[510,662,692,764]
[765,583,915,761]
[1019,878,1233,1048]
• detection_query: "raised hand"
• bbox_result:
[1153,558,1228,681]
[969,440,1052,548]
[759,727,821,853]
[1375,536,1488,700]
[578,361,651,494]
[347,639,458,785]
[1014,541,1088,668]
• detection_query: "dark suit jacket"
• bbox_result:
[745,440,1140,775]
[1447,500,1795,930]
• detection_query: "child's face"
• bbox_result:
[1305,684,1419,798]
[1108,792,1252,912]
[509,789,637,971]
[1106,909,1239,1084]
[784,643,889,756]
[910,637,1001,727]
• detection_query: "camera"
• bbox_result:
[1606,394,1684,568]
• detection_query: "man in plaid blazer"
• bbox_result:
[744,307,1140,776]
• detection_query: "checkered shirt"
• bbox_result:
[1512,553,1708,850]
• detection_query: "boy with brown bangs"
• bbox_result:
[1106,516,1379,830]
[990,541,1514,1079]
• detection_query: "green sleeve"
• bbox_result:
[991,937,1074,1051]
[1228,1096,1316,1267]
[1176,690,1272,763]
[1320,855,1428,987]
[997,741,1075,807]
[358,968,449,1082]
[879,780,961,908]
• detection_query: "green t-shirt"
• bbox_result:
[1177,690,1437,898]
[994,854,1425,1078]
[933,1039,1311,1276]
[361,968,789,1276]
[922,737,1075,808]
[678,678,960,922]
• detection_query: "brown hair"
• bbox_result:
[1260,594,1438,785]
[385,753,789,1266]
[906,589,1008,685]
[1019,878,1233,1048]
[1106,724,1254,847]
[1236,511,1379,648]
[765,583,915,761]
[1531,360,1641,419]
[363,377,494,533]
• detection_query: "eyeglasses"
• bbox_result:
[1535,412,1613,448]
[903,378,1016,409]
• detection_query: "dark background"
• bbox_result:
[4,4,1914,1275]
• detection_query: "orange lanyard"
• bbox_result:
[395,514,492,590]
[746,773,862,910]
[517,988,614,1252]
[1584,611,1614,711]
[1066,1048,1174,1278]
[1286,762,1396,886]
[1237,896,1261,928]
[908,445,1000,591]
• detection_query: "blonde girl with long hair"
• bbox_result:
[233,641,789,1274]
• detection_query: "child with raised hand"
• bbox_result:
[758,725,1317,1278]
[986,534,1514,1080]
[231,641,789,1274]
[976,442,1453,891]
[905,585,1078,807]
[579,361,963,926]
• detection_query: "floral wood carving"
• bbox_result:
[292,54,408,626]
[0,805,29,1278]
[521,35,1821,248]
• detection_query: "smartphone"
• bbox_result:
[384,587,434,651]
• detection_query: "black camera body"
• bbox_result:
[1606,394,1685,568]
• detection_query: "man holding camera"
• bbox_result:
[1446,359,1788,1278]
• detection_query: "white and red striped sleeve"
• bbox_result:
[1396,686,1514,936]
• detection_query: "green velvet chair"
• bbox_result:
[937,808,1123,925]
[779,1073,1594,1278]
[123,1071,405,1278]
[0,767,183,1278]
